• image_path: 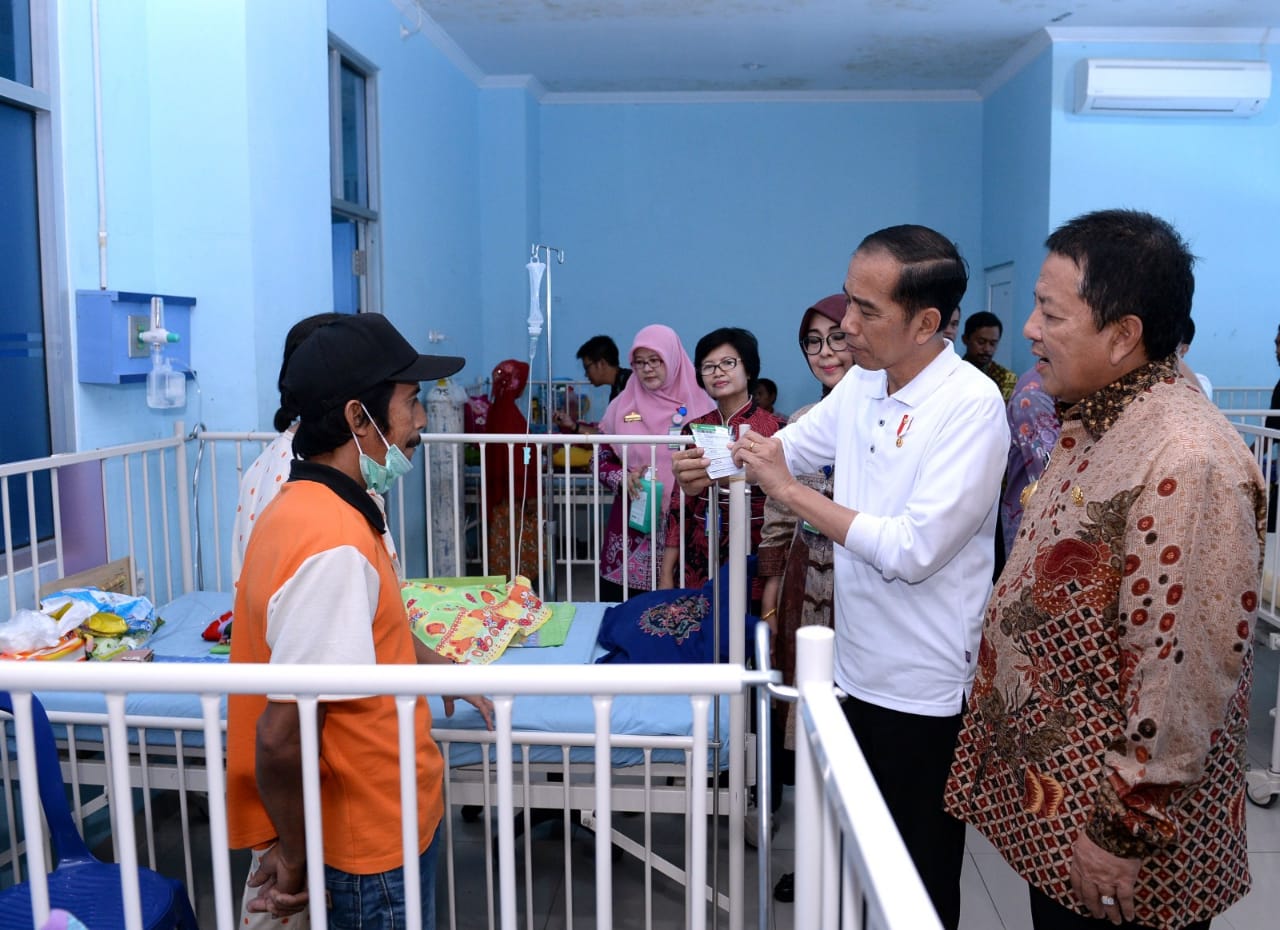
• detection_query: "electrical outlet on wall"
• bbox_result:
[1269,631,1280,652]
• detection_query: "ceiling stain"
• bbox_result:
[841,34,1029,85]
[423,0,804,23]
[409,0,1276,93]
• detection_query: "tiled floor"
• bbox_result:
[420,629,1280,930]
[767,630,1280,930]
[181,629,1278,929]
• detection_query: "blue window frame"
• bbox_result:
[329,39,379,314]
[0,0,67,553]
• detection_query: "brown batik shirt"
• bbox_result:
[944,355,1265,930]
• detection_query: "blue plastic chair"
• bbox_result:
[0,692,199,929]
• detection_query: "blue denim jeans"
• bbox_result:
[324,831,439,930]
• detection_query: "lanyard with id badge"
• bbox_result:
[667,405,689,449]
[799,465,834,540]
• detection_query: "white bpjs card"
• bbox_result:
[691,423,749,480]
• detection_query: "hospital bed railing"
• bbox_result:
[1213,387,1273,412]
[192,429,699,603]
[0,423,192,615]
[1230,420,1280,808]
[753,623,942,930]
[1,658,766,930]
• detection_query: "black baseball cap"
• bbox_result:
[281,314,465,419]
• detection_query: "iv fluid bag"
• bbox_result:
[526,260,546,337]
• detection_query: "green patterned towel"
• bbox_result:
[509,602,576,648]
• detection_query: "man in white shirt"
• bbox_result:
[674,224,1009,929]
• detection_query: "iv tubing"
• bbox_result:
[530,244,564,424]
[523,244,563,594]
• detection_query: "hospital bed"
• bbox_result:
[12,408,1264,929]
[0,425,762,930]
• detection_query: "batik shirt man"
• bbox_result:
[945,356,1264,930]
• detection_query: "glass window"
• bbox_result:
[0,101,53,548]
[0,0,32,86]
[340,63,367,207]
[329,42,379,313]
[331,214,360,315]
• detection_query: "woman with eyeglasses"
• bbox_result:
[660,327,786,592]
[754,294,856,894]
[595,325,714,601]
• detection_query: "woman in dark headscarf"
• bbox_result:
[485,359,541,584]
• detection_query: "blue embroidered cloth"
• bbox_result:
[595,558,757,664]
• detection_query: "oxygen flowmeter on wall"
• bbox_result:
[76,290,194,408]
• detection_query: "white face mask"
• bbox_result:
[352,404,412,495]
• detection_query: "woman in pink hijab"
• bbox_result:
[595,325,714,601]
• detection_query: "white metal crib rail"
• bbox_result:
[4,434,757,930]
[754,625,941,930]
[0,423,193,614]
[2,660,766,930]
[193,429,696,603]
[1213,388,1273,412]
[1230,419,1280,808]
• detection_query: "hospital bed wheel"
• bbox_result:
[1247,785,1278,808]
[1246,768,1279,808]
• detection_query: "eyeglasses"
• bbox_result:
[632,356,665,371]
[800,331,850,355]
[700,357,740,377]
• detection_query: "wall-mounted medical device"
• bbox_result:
[76,290,194,390]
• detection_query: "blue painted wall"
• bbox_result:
[477,84,542,394]
[327,9,485,383]
[51,11,1280,469]
[58,0,489,454]
[245,0,332,431]
[536,100,985,416]
[1047,40,1280,392]
[981,47,1053,377]
[60,0,332,448]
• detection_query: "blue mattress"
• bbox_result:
[24,591,732,768]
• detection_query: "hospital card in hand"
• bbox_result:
[691,423,745,480]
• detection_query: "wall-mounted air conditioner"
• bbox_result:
[1074,58,1271,117]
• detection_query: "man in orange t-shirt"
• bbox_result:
[227,314,486,930]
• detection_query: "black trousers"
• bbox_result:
[842,696,966,930]
[1029,885,1211,930]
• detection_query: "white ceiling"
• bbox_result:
[409,0,1277,95]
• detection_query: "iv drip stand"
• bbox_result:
[531,243,564,599]
[530,243,564,427]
